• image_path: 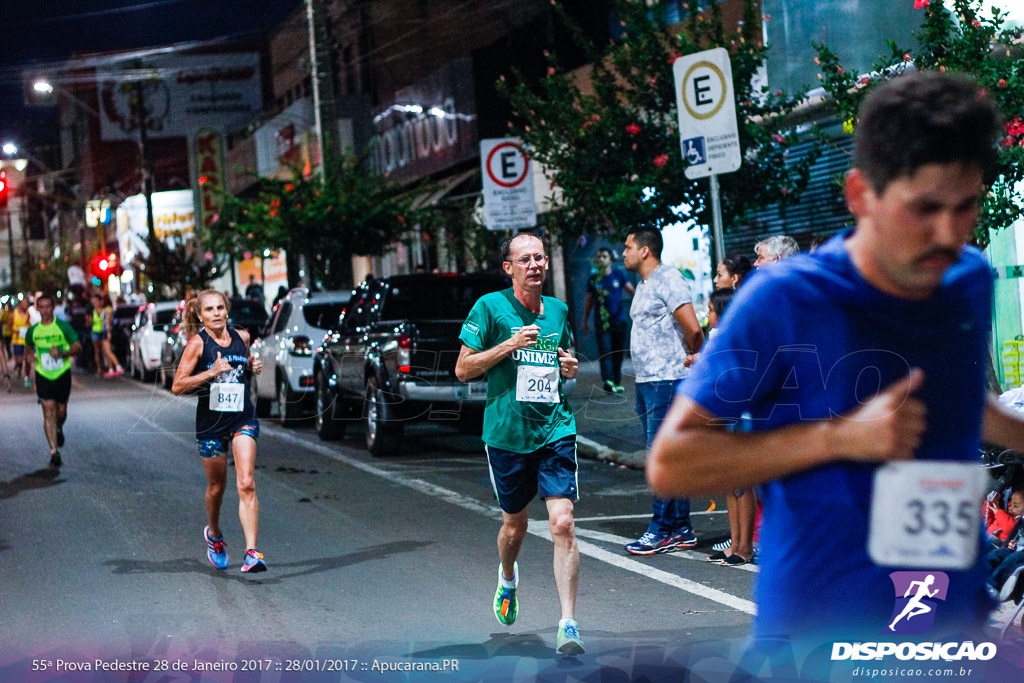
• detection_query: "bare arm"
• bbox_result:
[624,281,635,296]
[455,324,540,383]
[647,370,927,497]
[673,303,704,355]
[982,395,1024,452]
[172,336,230,395]
[582,292,594,333]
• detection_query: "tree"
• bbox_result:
[497,0,820,242]
[813,0,1024,246]
[213,154,416,289]
[137,235,226,299]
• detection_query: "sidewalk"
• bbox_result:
[572,358,648,468]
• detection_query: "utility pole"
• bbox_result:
[127,63,156,244]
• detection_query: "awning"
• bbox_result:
[409,168,478,209]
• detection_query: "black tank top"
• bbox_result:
[192,328,256,439]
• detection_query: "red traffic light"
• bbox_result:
[0,172,7,209]
[89,251,123,279]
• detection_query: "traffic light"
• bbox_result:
[89,251,122,281]
[0,171,8,209]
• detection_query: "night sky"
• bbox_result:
[0,0,302,148]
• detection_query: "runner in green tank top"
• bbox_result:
[24,294,81,468]
[455,233,585,656]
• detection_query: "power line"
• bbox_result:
[4,0,192,28]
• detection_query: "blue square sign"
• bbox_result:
[682,136,706,165]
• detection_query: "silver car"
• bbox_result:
[251,288,350,426]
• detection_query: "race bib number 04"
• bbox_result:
[210,382,245,412]
[515,365,559,403]
[868,461,987,570]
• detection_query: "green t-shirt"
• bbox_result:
[460,288,576,453]
[26,319,78,380]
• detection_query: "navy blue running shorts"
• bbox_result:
[485,436,579,514]
[197,421,260,458]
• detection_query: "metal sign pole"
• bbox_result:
[710,173,725,267]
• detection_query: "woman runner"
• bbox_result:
[172,290,266,573]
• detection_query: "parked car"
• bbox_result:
[228,297,268,338]
[312,272,574,456]
[111,303,140,364]
[128,301,178,382]
[251,288,350,425]
[160,299,190,390]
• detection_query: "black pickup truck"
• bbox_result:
[313,272,512,455]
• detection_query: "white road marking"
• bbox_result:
[261,425,756,615]
[131,388,756,615]
[573,527,759,574]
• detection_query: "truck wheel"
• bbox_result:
[364,376,402,456]
[315,372,345,440]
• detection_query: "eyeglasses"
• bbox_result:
[508,253,548,266]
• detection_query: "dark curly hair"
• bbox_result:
[719,254,752,286]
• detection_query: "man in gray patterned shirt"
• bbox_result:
[622,226,704,554]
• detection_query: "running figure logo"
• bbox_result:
[886,571,949,634]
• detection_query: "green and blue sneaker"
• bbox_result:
[493,562,518,625]
[556,619,585,655]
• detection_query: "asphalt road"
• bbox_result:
[0,371,761,681]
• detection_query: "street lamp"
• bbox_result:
[2,142,16,156]
[32,80,54,95]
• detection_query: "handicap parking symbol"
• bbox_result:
[683,136,706,165]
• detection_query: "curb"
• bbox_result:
[576,435,647,469]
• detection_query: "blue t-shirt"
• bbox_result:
[681,232,992,641]
[587,268,629,328]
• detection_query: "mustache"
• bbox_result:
[915,247,960,264]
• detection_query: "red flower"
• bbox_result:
[914,0,929,8]
[903,53,912,62]
[859,76,870,85]
[668,54,681,65]
[998,79,1007,88]
[397,215,405,224]
[626,124,641,135]
[591,114,600,122]
[771,133,786,144]
[547,67,555,76]
[582,121,592,130]
[284,183,294,192]
[972,19,981,27]
[836,66,845,75]
[653,154,669,167]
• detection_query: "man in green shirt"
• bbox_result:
[456,233,584,656]
[25,293,81,468]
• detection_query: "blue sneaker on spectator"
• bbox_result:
[625,528,697,555]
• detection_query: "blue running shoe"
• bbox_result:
[204,526,228,570]
[493,562,518,625]
[241,548,267,573]
[556,619,585,655]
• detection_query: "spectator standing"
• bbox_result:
[1,300,13,358]
[90,292,124,377]
[245,275,264,304]
[582,247,634,393]
[12,298,32,386]
[753,235,798,267]
[621,226,704,555]
[650,72,1021,644]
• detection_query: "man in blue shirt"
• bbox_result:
[582,247,634,393]
[649,72,1024,647]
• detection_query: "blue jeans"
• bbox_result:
[636,379,691,534]
[594,320,627,385]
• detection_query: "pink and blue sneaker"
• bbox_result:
[204,526,229,570]
[241,548,267,573]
